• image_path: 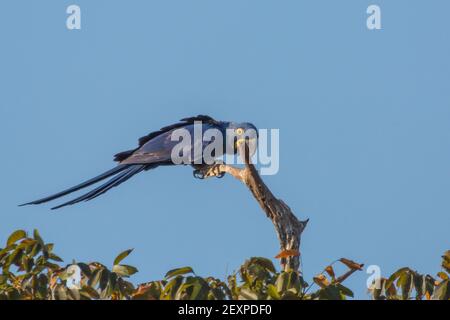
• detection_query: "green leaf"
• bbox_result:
[16,239,36,252]
[44,243,54,253]
[80,286,100,300]
[88,269,102,288]
[112,264,138,277]
[437,272,448,280]
[432,280,449,300]
[165,267,194,279]
[281,290,301,300]
[5,248,23,269]
[54,284,68,300]
[133,282,162,300]
[44,261,61,271]
[398,272,413,300]
[442,251,450,273]
[99,269,110,291]
[7,230,27,246]
[33,229,44,245]
[24,257,34,273]
[319,285,343,300]
[49,253,63,262]
[187,278,208,300]
[385,267,409,291]
[424,274,435,297]
[336,283,354,298]
[30,243,42,257]
[275,272,289,293]
[0,275,7,285]
[67,288,81,300]
[109,272,117,291]
[286,271,300,292]
[113,249,133,266]
[238,288,259,300]
[248,257,276,273]
[267,284,281,300]
[163,276,184,299]
[413,273,424,299]
[77,263,92,277]
[0,244,17,259]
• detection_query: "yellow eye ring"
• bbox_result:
[235,128,244,135]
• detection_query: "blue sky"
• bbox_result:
[1,1,449,299]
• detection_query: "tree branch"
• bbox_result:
[193,144,308,272]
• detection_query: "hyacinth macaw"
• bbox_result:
[20,115,258,210]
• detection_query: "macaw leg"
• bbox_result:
[191,164,227,179]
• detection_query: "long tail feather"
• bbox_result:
[19,164,130,206]
[50,165,147,210]
[81,165,147,202]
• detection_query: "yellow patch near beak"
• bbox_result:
[236,137,257,146]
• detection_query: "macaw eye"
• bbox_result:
[235,128,244,135]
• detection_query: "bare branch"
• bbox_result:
[193,144,308,272]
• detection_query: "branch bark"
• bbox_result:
[193,144,308,272]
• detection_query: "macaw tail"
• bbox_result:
[20,164,148,210]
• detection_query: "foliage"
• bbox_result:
[0,229,448,300]
[368,250,450,300]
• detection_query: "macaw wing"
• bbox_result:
[120,123,220,165]
[114,115,219,162]
[119,130,176,165]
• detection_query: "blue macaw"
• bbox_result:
[20,115,258,210]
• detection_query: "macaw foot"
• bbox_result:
[192,164,225,179]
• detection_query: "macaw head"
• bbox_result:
[222,121,259,155]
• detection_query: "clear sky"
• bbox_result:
[1,1,449,299]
